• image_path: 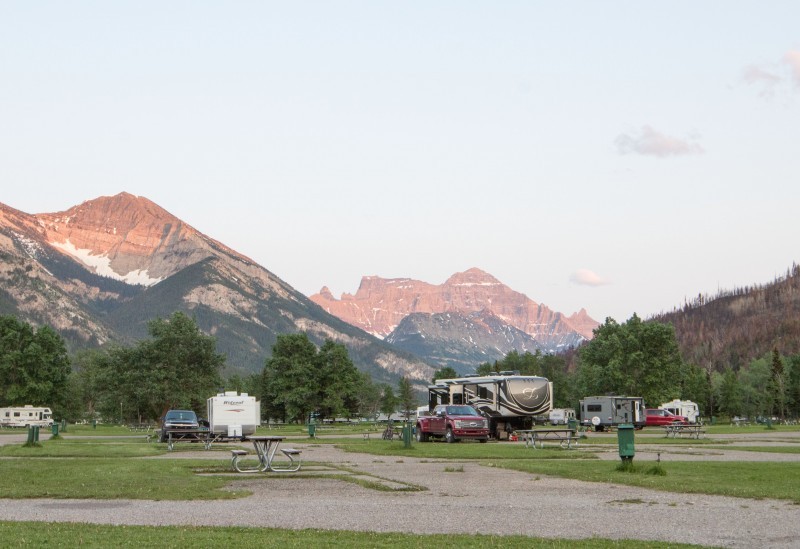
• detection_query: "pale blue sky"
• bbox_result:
[2,2,799,323]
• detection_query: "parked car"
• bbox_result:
[159,409,199,442]
[645,408,687,426]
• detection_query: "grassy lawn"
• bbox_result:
[0,455,244,500]
[490,459,800,502]
[705,445,800,454]
[0,438,166,458]
[333,439,598,459]
[0,522,703,548]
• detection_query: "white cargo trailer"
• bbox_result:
[207,392,260,439]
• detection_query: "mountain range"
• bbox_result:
[0,193,433,383]
[310,269,598,373]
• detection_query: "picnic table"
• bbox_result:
[517,428,578,449]
[164,428,212,451]
[230,436,302,473]
[663,423,706,439]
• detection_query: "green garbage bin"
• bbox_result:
[308,423,316,438]
[617,424,635,463]
[52,423,59,436]
[92,419,97,429]
[402,423,412,448]
[567,418,578,431]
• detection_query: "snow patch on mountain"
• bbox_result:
[50,238,163,286]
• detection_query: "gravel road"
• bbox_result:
[2,432,800,547]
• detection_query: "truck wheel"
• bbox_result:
[416,428,428,442]
[445,428,456,443]
[479,437,488,443]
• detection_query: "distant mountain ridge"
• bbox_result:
[0,193,434,382]
[310,268,599,372]
[653,264,800,371]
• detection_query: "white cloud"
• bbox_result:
[742,64,782,98]
[570,269,610,287]
[785,50,800,87]
[742,49,800,97]
[615,125,704,158]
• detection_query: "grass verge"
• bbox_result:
[0,521,704,548]
[489,459,800,502]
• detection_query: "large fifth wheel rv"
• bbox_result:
[428,372,553,438]
[0,405,54,427]
[579,395,645,431]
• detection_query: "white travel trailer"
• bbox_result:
[579,396,645,431]
[549,408,576,426]
[428,372,553,438]
[659,400,700,424]
[206,392,260,439]
[0,405,53,427]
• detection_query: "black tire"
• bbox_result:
[416,428,428,442]
[445,428,456,443]
[479,437,488,443]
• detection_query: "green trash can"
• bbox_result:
[617,424,635,463]
[52,423,59,436]
[402,423,412,448]
[92,419,97,429]
[567,418,578,431]
[308,422,316,438]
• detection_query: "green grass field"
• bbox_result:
[0,522,704,548]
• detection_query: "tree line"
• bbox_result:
[3,311,799,425]
[0,313,416,424]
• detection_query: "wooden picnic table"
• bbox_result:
[517,428,578,449]
[663,423,706,439]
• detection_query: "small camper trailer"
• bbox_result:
[206,392,260,439]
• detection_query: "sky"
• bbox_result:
[2,2,799,324]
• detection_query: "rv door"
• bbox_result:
[634,400,641,422]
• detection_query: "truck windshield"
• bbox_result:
[446,406,479,415]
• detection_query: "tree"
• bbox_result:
[74,312,225,423]
[577,314,686,406]
[259,334,364,423]
[380,385,398,419]
[397,377,416,420]
[770,348,787,419]
[432,366,458,383]
[0,315,70,411]
[716,367,743,418]
[260,333,318,423]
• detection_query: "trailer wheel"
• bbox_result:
[445,428,456,443]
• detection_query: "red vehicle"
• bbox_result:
[645,408,687,426]
[416,404,489,443]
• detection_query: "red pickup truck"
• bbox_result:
[416,404,489,443]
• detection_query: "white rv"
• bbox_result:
[206,392,260,439]
[0,405,53,427]
[659,400,700,424]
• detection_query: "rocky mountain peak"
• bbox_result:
[33,192,249,287]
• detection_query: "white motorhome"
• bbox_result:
[0,405,53,427]
[659,400,700,424]
[206,392,260,438]
[428,372,553,438]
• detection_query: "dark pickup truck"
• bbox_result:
[416,404,489,443]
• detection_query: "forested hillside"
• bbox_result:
[653,264,800,372]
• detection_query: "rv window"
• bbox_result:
[478,387,488,399]
[587,404,601,412]
[452,394,463,405]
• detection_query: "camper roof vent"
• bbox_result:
[499,370,520,376]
